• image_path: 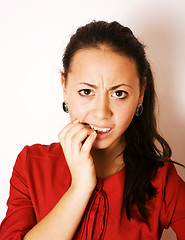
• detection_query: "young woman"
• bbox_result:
[0,21,185,240]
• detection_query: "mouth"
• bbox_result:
[89,124,111,133]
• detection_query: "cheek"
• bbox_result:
[68,98,89,121]
[115,102,137,129]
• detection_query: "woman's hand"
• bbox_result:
[23,121,97,240]
[58,120,97,193]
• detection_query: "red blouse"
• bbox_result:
[0,143,185,239]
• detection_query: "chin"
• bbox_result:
[92,134,124,150]
[92,140,114,150]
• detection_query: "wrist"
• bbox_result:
[70,181,96,197]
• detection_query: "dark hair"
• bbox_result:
[62,21,181,220]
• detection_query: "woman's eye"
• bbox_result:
[112,90,128,99]
[78,89,94,96]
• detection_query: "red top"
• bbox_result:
[0,143,185,239]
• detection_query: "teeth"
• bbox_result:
[89,125,111,133]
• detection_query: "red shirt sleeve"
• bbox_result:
[162,163,185,239]
[0,146,36,239]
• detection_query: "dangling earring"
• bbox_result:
[62,101,69,113]
[135,104,143,116]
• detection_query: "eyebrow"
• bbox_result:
[77,82,132,90]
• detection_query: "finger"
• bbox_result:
[58,120,79,141]
[81,131,97,157]
[65,125,93,157]
[59,122,91,158]
[70,127,94,154]
[58,120,80,150]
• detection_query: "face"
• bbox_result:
[62,47,145,150]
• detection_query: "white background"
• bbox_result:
[0,0,185,239]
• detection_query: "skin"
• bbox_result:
[23,46,146,240]
[61,46,146,178]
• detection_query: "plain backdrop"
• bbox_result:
[0,0,185,239]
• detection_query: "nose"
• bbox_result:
[92,93,112,120]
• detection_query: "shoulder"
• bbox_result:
[14,142,66,172]
[154,161,185,230]
[153,160,185,195]
[156,161,176,179]
[156,161,183,181]
[25,142,63,157]
[18,142,64,159]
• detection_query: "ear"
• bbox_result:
[138,77,147,104]
[61,74,67,97]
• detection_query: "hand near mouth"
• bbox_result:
[58,120,97,193]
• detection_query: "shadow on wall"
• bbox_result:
[125,6,185,240]
[134,11,185,175]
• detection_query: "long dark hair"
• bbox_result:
[62,20,181,220]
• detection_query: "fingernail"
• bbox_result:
[73,119,79,123]
[91,130,97,136]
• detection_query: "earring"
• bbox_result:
[62,101,69,113]
[135,104,143,116]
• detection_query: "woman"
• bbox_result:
[0,20,185,240]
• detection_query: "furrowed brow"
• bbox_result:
[77,82,98,89]
[77,82,132,90]
[109,84,132,90]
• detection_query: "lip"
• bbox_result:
[95,128,113,140]
[83,122,113,139]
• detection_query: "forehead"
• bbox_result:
[67,47,139,87]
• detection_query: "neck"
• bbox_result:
[91,139,125,179]
[91,135,126,160]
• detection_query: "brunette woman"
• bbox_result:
[0,20,185,240]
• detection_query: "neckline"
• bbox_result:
[97,165,125,183]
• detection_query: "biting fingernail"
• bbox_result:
[92,131,97,136]
[73,119,79,123]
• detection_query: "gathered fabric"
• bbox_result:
[0,142,185,240]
